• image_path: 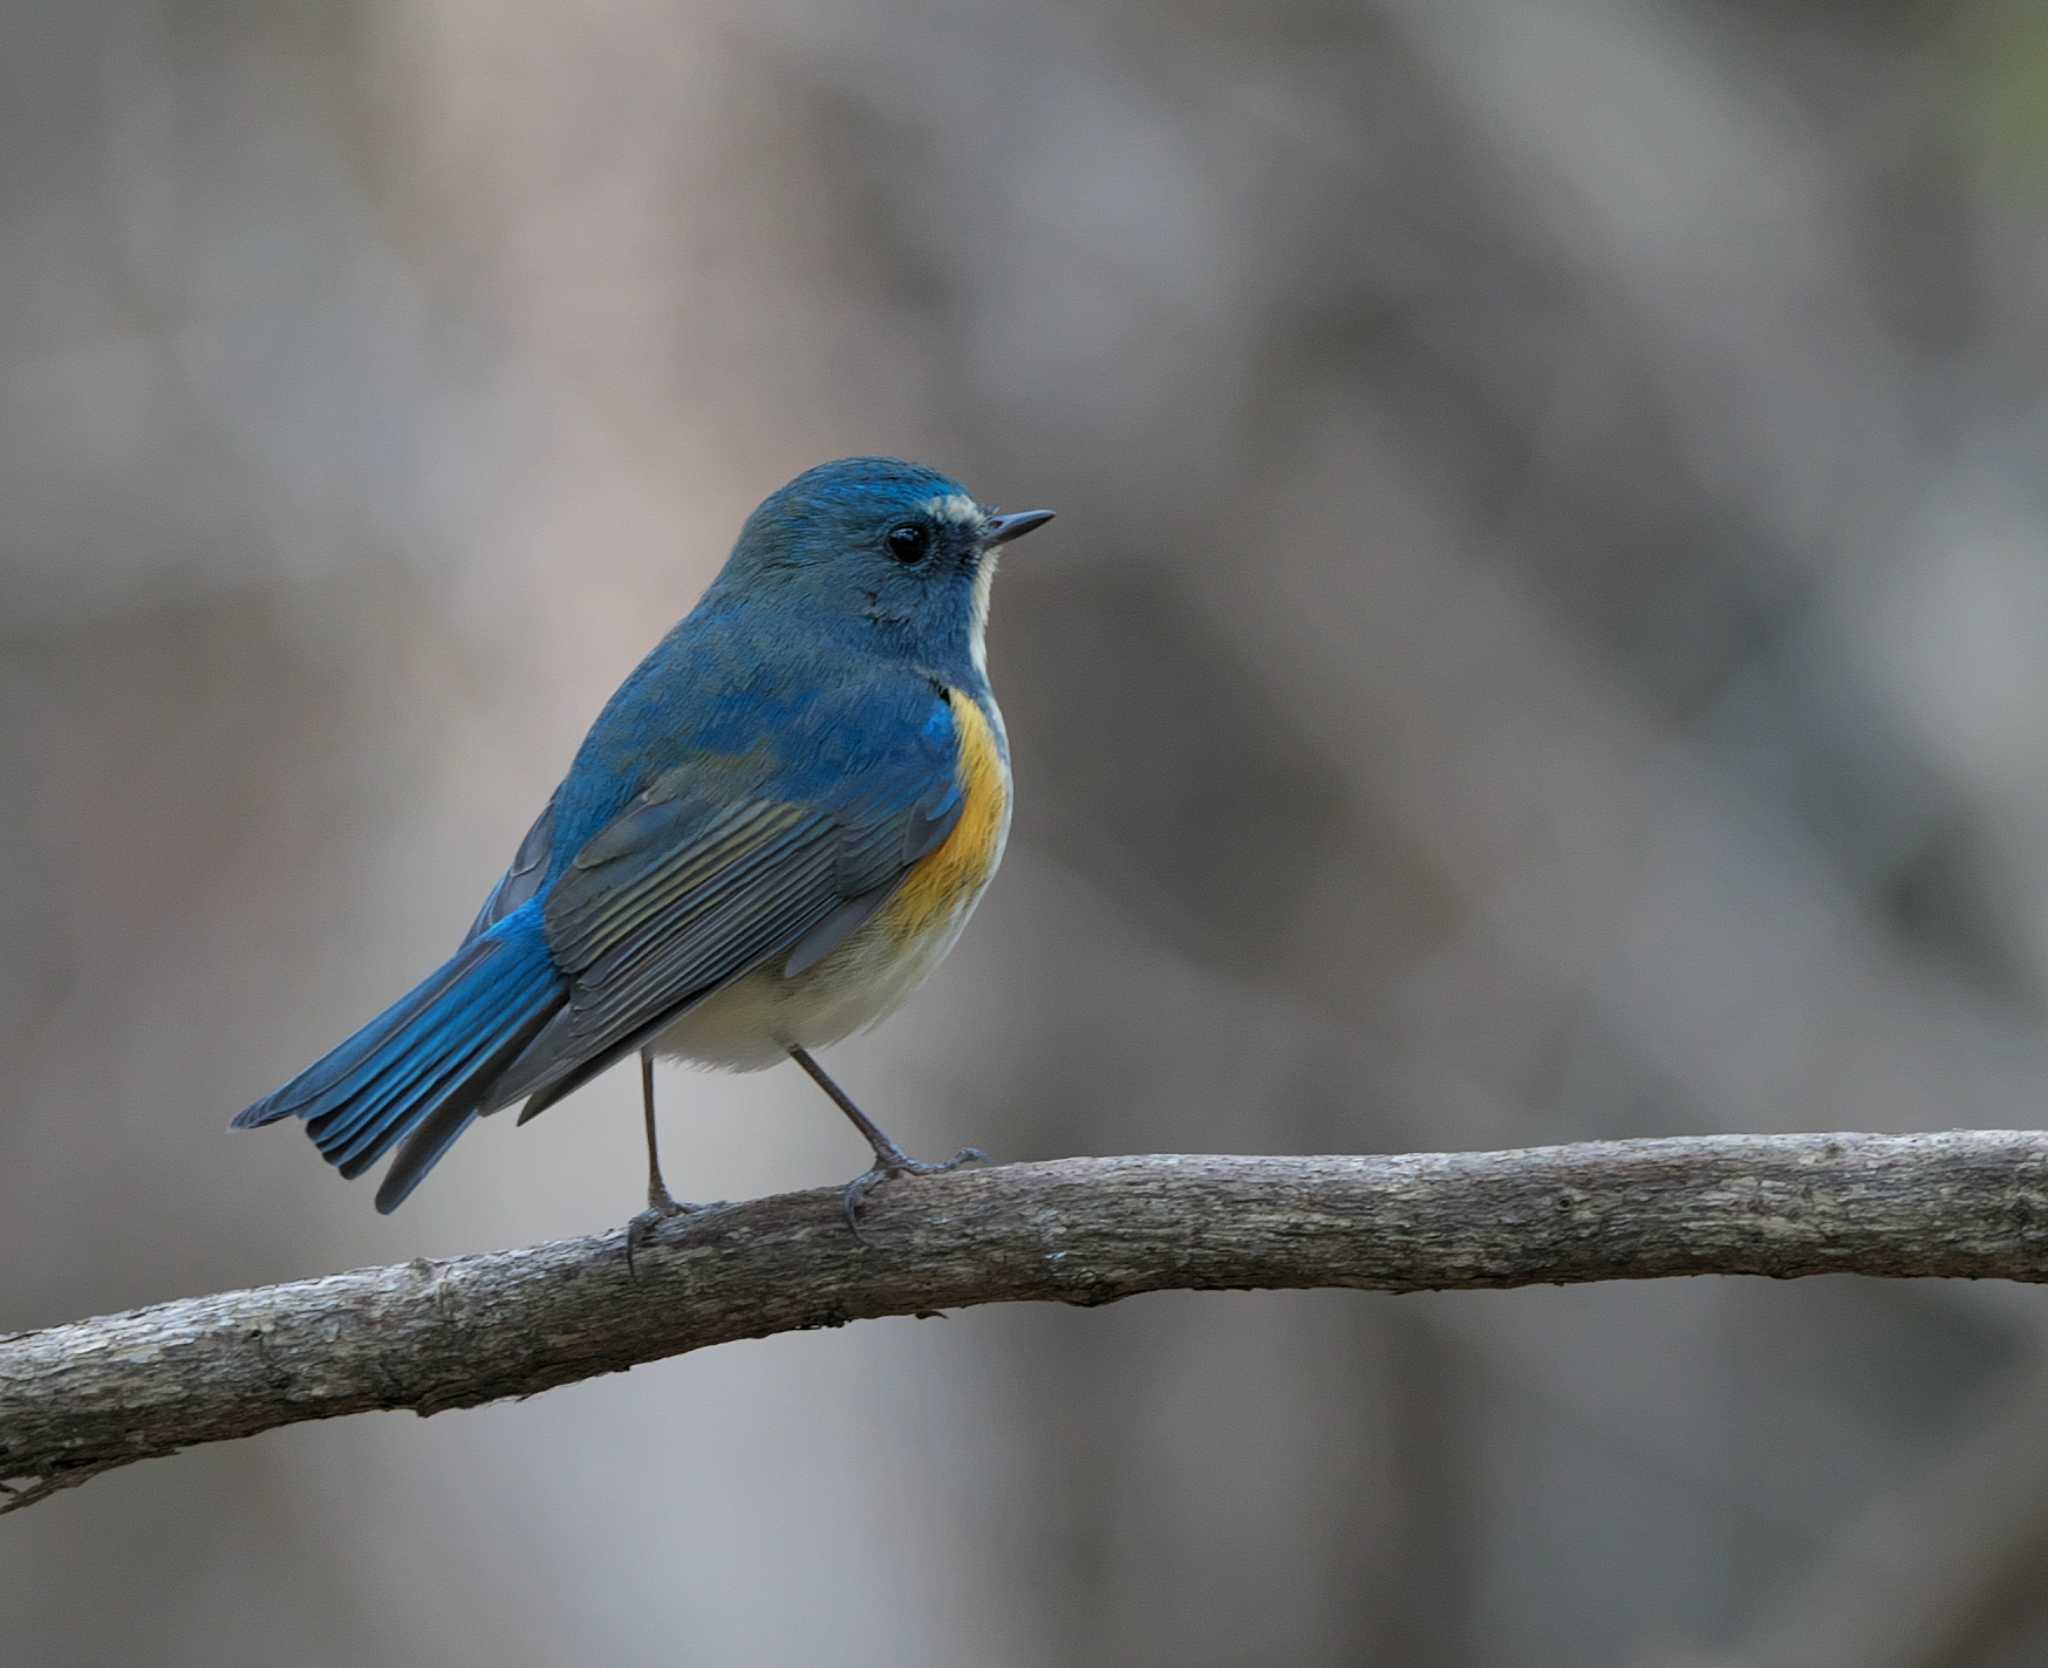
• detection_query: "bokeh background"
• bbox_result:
[8,3,2048,1664]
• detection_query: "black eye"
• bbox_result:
[886,523,930,565]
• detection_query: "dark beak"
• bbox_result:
[982,509,1056,548]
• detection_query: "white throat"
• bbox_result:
[968,550,997,678]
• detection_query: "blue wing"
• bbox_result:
[475,675,962,1122]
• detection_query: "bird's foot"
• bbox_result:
[624,1188,722,1282]
[841,1144,988,1241]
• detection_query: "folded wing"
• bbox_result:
[480,679,963,1124]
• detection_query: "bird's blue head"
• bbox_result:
[708,457,1054,685]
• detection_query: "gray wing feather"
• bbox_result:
[486,798,906,1116]
[781,790,961,976]
[782,888,893,976]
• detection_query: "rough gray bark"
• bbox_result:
[7,1132,2048,1514]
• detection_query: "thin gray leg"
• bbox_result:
[624,1047,712,1279]
[786,1044,987,1236]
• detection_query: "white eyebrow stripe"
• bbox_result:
[919,493,983,528]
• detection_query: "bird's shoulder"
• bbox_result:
[565,611,969,837]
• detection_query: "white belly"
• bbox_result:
[650,887,987,1072]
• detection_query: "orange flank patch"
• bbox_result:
[887,690,1009,939]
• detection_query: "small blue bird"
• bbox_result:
[232,458,1054,1235]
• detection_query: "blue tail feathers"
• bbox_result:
[231,904,565,1211]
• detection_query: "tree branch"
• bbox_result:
[7,1132,2048,1513]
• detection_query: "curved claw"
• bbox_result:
[840,1145,990,1242]
[624,1195,716,1283]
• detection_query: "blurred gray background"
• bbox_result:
[8,2,2048,1664]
